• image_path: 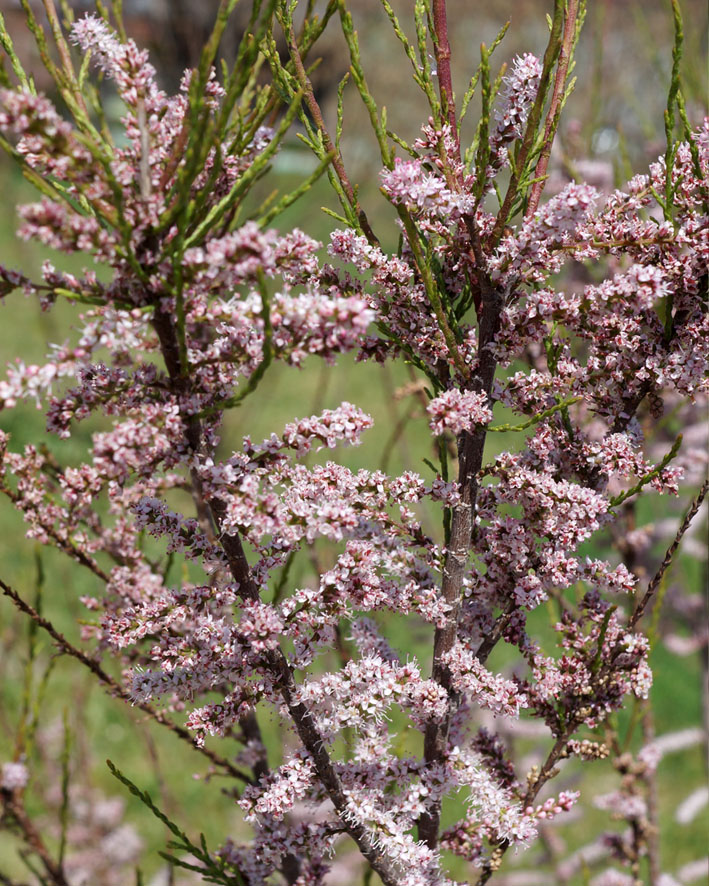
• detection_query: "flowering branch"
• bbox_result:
[149,249,406,883]
[0,578,254,785]
[0,2,706,883]
[490,0,566,243]
[525,0,582,218]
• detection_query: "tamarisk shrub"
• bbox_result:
[0,1,707,884]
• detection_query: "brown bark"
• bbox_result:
[419,279,503,848]
[151,303,405,886]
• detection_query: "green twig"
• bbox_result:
[609,435,682,508]
[486,396,582,432]
[256,150,335,227]
[663,0,684,218]
[58,709,71,866]
[460,21,509,125]
[0,12,33,91]
[107,761,246,886]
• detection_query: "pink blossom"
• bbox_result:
[381,157,474,218]
[1,761,28,791]
[442,645,527,718]
[489,53,543,170]
[427,388,493,435]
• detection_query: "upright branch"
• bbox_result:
[431,0,459,160]
[280,14,379,244]
[490,0,566,243]
[418,275,503,848]
[525,0,581,218]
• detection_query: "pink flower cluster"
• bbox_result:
[489,53,543,171]
[1,761,29,791]
[427,388,493,435]
[381,157,474,218]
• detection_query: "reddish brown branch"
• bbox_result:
[419,278,504,848]
[431,0,459,159]
[285,22,379,246]
[0,578,253,785]
[1,789,69,886]
[525,0,580,218]
[629,478,708,631]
